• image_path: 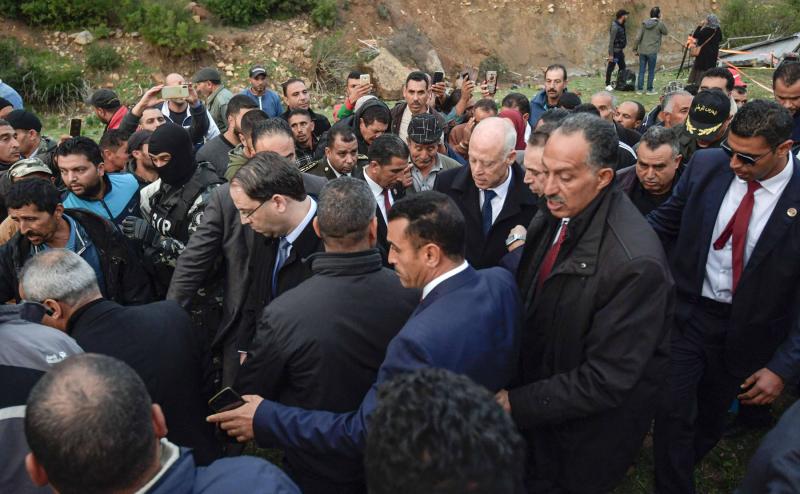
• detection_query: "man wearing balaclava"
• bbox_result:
[122,123,224,301]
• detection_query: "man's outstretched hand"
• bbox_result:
[206,395,264,443]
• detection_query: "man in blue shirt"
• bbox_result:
[239,65,284,118]
[56,136,140,226]
[529,64,568,129]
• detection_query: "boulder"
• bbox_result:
[365,49,413,100]
[71,31,94,46]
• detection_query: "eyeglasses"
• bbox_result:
[242,200,266,219]
[720,139,774,167]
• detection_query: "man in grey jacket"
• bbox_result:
[634,7,669,94]
[193,67,234,133]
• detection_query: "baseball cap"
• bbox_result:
[127,130,152,152]
[249,65,267,78]
[9,158,53,179]
[6,109,42,133]
[192,67,222,84]
[685,89,731,138]
[407,113,443,144]
[85,88,121,109]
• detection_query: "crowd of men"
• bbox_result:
[1,30,800,493]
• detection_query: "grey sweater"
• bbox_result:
[196,134,235,178]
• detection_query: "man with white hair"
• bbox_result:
[658,90,693,129]
[434,117,537,268]
[20,249,221,465]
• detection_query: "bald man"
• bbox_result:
[434,117,537,268]
[158,73,219,146]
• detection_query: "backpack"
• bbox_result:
[615,69,636,91]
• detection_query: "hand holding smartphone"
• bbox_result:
[160,84,190,100]
[208,386,245,413]
[486,71,497,95]
[359,73,371,86]
[69,119,82,137]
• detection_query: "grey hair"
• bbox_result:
[552,113,618,170]
[639,126,680,157]
[662,90,692,112]
[21,249,100,306]
[593,90,617,108]
[501,118,516,155]
[317,177,376,242]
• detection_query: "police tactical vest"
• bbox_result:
[149,161,223,243]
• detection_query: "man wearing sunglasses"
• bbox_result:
[677,89,732,165]
[648,100,800,494]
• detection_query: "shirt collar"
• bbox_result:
[285,197,317,245]
[483,165,514,202]
[422,260,469,300]
[753,154,794,195]
[363,170,385,197]
[326,158,346,177]
[133,439,181,494]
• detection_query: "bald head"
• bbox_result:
[25,354,158,494]
[165,73,185,86]
[590,91,616,121]
[468,117,516,190]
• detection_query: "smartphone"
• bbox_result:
[69,118,82,137]
[208,386,245,413]
[359,73,371,86]
[432,71,444,84]
[464,66,479,84]
[160,84,190,100]
[486,71,497,95]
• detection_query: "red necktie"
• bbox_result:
[383,188,392,214]
[713,181,761,293]
[537,222,568,293]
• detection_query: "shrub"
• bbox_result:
[18,0,114,29]
[721,0,800,41]
[479,54,510,83]
[310,32,354,94]
[203,0,316,26]
[125,0,207,57]
[86,44,123,71]
[0,37,86,110]
[311,0,337,28]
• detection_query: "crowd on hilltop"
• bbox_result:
[2,6,800,494]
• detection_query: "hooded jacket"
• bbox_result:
[315,98,392,159]
[634,18,668,55]
[609,19,627,54]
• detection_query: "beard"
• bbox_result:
[75,178,103,199]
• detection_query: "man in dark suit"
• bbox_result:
[20,249,221,466]
[167,122,326,387]
[648,100,800,494]
[497,113,673,493]
[355,134,410,254]
[434,117,537,268]
[304,125,368,180]
[236,177,419,493]
[229,153,324,363]
[209,192,520,465]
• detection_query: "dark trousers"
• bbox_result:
[605,50,626,85]
[653,298,742,494]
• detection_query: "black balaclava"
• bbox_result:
[148,122,196,187]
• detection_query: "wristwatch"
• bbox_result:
[505,233,526,247]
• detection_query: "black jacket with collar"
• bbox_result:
[510,186,673,492]
[0,208,153,304]
[434,162,537,268]
[236,249,419,489]
[389,102,446,137]
[280,108,331,140]
[67,298,220,465]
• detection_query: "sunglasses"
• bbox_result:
[719,139,774,167]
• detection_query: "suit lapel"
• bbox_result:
[742,156,800,281]
[452,167,482,232]
[285,217,320,266]
[412,267,477,317]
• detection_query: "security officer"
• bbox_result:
[304,124,368,179]
[121,123,224,343]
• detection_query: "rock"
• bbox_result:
[423,49,445,75]
[365,49,413,100]
[130,31,140,38]
[216,62,225,68]
[186,1,211,19]
[71,30,94,45]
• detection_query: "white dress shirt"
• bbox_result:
[422,260,469,300]
[702,156,793,303]
[478,166,514,225]
[364,171,391,223]
[283,198,318,259]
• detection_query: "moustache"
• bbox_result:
[546,194,565,204]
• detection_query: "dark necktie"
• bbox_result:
[271,237,291,297]
[536,221,568,293]
[382,188,392,216]
[482,189,497,235]
[713,180,761,293]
